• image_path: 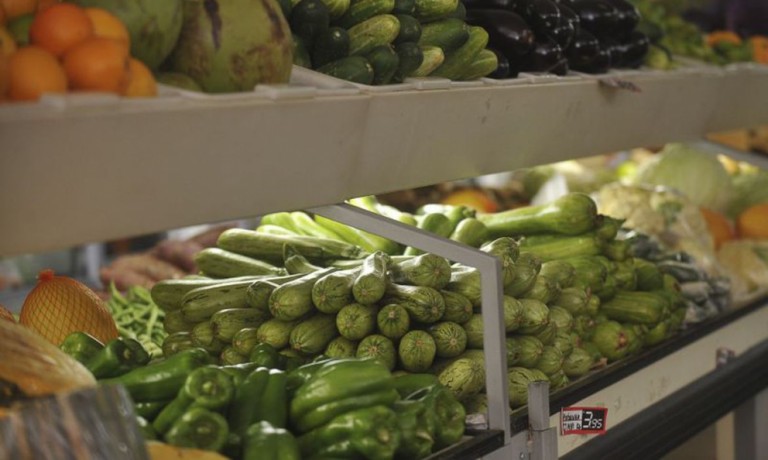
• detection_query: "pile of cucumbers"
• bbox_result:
[150,192,690,414]
[283,0,499,84]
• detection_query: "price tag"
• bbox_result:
[560,406,608,435]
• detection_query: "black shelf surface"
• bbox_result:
[509,296,768,433]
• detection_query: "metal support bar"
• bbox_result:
[308,203,511,440]
[690,140,768,170]
[734,387,768,460]
[528,381,558,460]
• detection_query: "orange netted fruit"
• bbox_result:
[441,188,499,213]
[36,0,57,12]
[700,208,735,249]
[30,2,93,57]
[19,269,118,346]
[0,0,37,21]
[123,58,156,97]
[0,304,14,322]
[736,203,768,239]
[0,26,17,56]
[84,7,128,45]
[7,45,66,100]
[63,36,130,93]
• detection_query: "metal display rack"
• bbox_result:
[2,64,768,459]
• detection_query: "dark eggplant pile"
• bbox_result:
[464,0,650,77]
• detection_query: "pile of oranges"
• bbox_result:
[0,0,156,102]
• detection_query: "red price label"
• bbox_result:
[560,406,608,435]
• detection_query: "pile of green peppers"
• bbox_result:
[60,331,151,379]
[62,338,466,460]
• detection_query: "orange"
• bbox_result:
[700,208,735,249]
[0,0,36,21]
[29,3,93,57]
[441,188,498,213]
[123,58,156,98]
[0,26,15,56]
[63,36,130,93]
[736,203,768,239]
[7,45,67,101]
[84,8,129,45]
[36,0,57,12]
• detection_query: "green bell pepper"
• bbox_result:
[294,388,400,434]
[243,421,301,460]
[134,400,170,421]
[392,373,440,399]
[408,385,465,449]
[394,399,435,459]
[85,338,137,379]
[101,347,211,402]
[136,415,157,441]
[164,407,229,452]
[123,338,151,366]
[229,367,271,438]
[250,343,280,368]
[59,331,104,364]
[298,405,401,460]
[220,362,261,387]
[261,369,288,429]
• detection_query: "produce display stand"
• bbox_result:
[1,63,768,459]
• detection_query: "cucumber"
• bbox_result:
[324,336,359,358]
[352,252,389,305]
[291,0,331,45]
[428,321,467,358]
[293,35,313,67]
[392,0,414,14]
[376,303,410,341]
[448,0,465,19]
[418,18,468,53]
[289,313,338,354]
[162,332,195,357]
[162,310,196,334]
[348,14,400,56]
[151,276,262,312]
[391,253,451,289]
[394,15,421,44]
[460,48,498,80]
[232,327,261,356]
[386,284,445,324]
[218,229,366,262]
[398,330,437,372]
[311,268,358,314]
[394,41,424,79]
[196,248,287,279]
[317,56,375,84]
[449,217,490,247]
[366,45,400,85]
[404,213,452,255]
[440,290,473,324]
[411,45,444,77]
[257,318,301,349]
[321,0,351,20]
[414,0,457,21]
[312,27,351,68]
[211,308,271,343]
[270,267,337,321]
[336,302,377,340]
[190,322,226,354]
[180,279,257,322]
[356,334,397,370]
[337,0,394,28]
[431,25,488,80]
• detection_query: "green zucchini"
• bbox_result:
[256,224,299,236]
[479,237,520,287]
[449,217,490,248]
[290,212,343,240]
[352,251,390,305]
[291,0,331,45]
[479,193,599,237]
[503,295,524,333]
[269,268,337,321]
[195,248,287,279]
[211,308,271,343]
[312,268,359,314]
[181,278,257,322]
[336,303,377,340]
[394,41,424,79]
[348,14,401,56]
[220,347,248,365]
[534,346,564,377]
[257,318,301,349]
[517,298,550,335]
[376,303,411,341]
[524,275,560,305]
[553,332,574,357]
[218,229,366,262]
[313,214,398,253]
[445,266,481,308]
[232,327,261,356]
[503,253,541,297]
[283,245,323,274]
[404,213,452,255]
[190,322,226,354]
[461,314,483,349]
[533,321,558,346]
[549,306,574,333]
[564,257,608,292]
[398,330,437,372]
[261,212,301,233]
[614,260,638,291]
[431,25,487,80]
[386,284,446,323]
[634,259,664,291]
[448,0,465,19]
[563,347,593,378]
[414,0,457,21]
[600,291,669,324]
[337,0,394,28]
[162,332,196,357]
[428,321,467,358]
[392,0,414,14]
[440,290,473,324]
[356,334,397,370]
[151,276,263,312]
[604,240,630,262]
[418,18,468,53]
[459,48,498,80]
[162,309,197,334]
[394,14,421,44]
[539,260,575,289]
[391,253,451,289]
[289,313,338,354]
[520,235,604,262]
[411,45,444,77]
[437,357,484,401]
[366,44,400,85]
[510,335,544,367]
[246,274,306,311]
[551,287,589,315]
[324,336,358,358]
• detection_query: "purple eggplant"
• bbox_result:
[600,38,623,66]
[524,0,562,33]
[521,38,568,75]
[570,0,620,39]
[466,9,536,60]
[618,30,649,68]
[566,28,600,71]
[463,0,521,11]
[559,4,580,31]
[607,0,639,39]
[547,16,576,48]
[488,48,514,78]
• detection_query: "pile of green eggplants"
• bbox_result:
[58,341,466,460]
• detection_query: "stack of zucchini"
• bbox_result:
[150,192,689,415]
[284,0,499,84]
